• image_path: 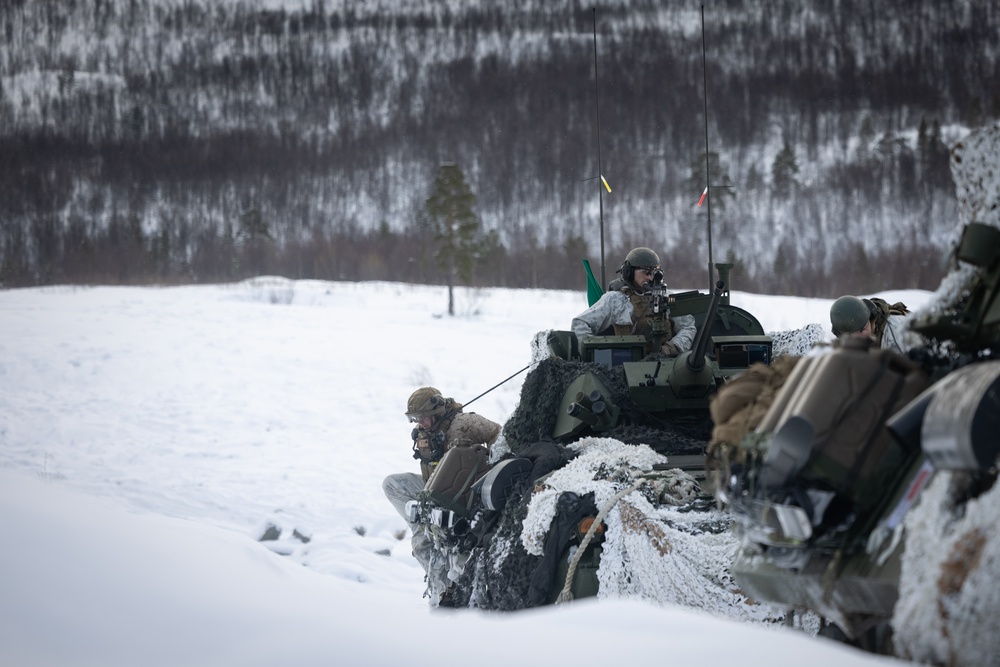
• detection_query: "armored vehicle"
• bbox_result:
[409,262,775,610]
[723,212,1000,656]
[544,263,770,455]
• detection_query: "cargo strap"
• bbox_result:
[843,363,906,501]
[819,358,890,441]
[453,448,488,514]
[553,468,699,604]
[555,475,644,604]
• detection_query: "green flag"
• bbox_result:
[582,259,603,306]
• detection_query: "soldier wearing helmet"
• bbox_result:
[400,386,500,481]
[830,295,922,353]
[382,386,501,606]
[571,247,697,356]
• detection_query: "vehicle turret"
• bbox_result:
[548,271,769,445]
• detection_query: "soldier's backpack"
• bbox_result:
[757,336,930,521]
[867,297,909,345]
[421,444,490,517]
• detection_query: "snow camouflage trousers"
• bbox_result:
[382,472,452,603]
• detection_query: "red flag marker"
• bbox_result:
[697,187,708,207]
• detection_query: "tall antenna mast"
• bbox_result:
[592,7,607,289]
[700,5,714,291]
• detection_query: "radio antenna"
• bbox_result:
[592,7,607,289]
[700,5,714,291]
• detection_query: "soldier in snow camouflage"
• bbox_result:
[571,247,696,356]
[830,295,924,354]
[382,386,501,606]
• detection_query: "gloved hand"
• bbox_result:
[660,341,681,356]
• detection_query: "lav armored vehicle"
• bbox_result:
[722,215,1000,655]
[543,263,770,457]
[409,262,774,609]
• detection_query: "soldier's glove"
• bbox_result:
[411,428,423,460]
[660,341,681,356]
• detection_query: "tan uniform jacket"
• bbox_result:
[416,412,502,482]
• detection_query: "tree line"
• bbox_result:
[1,0,996,296]
[0,150,952,298]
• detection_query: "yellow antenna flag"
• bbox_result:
[600,175,612,193]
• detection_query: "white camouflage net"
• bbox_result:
[521,437,785,624]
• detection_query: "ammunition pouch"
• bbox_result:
[412,429,446,463]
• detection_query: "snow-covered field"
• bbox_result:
[0,278,930,666]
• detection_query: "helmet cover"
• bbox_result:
[830,295,872,336]
[406,386,446,418]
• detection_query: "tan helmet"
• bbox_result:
[405,386,447,421]
[830,295,872,336]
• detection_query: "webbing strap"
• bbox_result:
[452,448,487,512]
[843,369,906,499]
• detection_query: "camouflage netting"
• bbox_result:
[446,349,716,609]
[454,437,791,624]
[451,479,540,610]
[502,357,710,457]
[451,353,718,611]
[448,339,745,612]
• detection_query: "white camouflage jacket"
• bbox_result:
[571,289,697,353]
[879,313,924,354]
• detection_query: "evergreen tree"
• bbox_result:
[423,163,481,316]
[238,207,273,277]
[238,207,273,243]
[150,228,171,279]
[856,115,876,164]
[772,242,795,295]
[724,248,748,287]
[684,152,735,212]
[967,96,983,129]
[744,165,764,193]
[922,120,953,193]
[221,220,238,280]
[771,142,799,200]
[473,228,506,287]
[917,117,929,164]
[847,243,871,295]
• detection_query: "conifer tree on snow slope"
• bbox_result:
[422,164,481,316]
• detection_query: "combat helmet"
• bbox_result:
[830,295,872,337]
[620,247,661,283]
[406,386,447,422]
